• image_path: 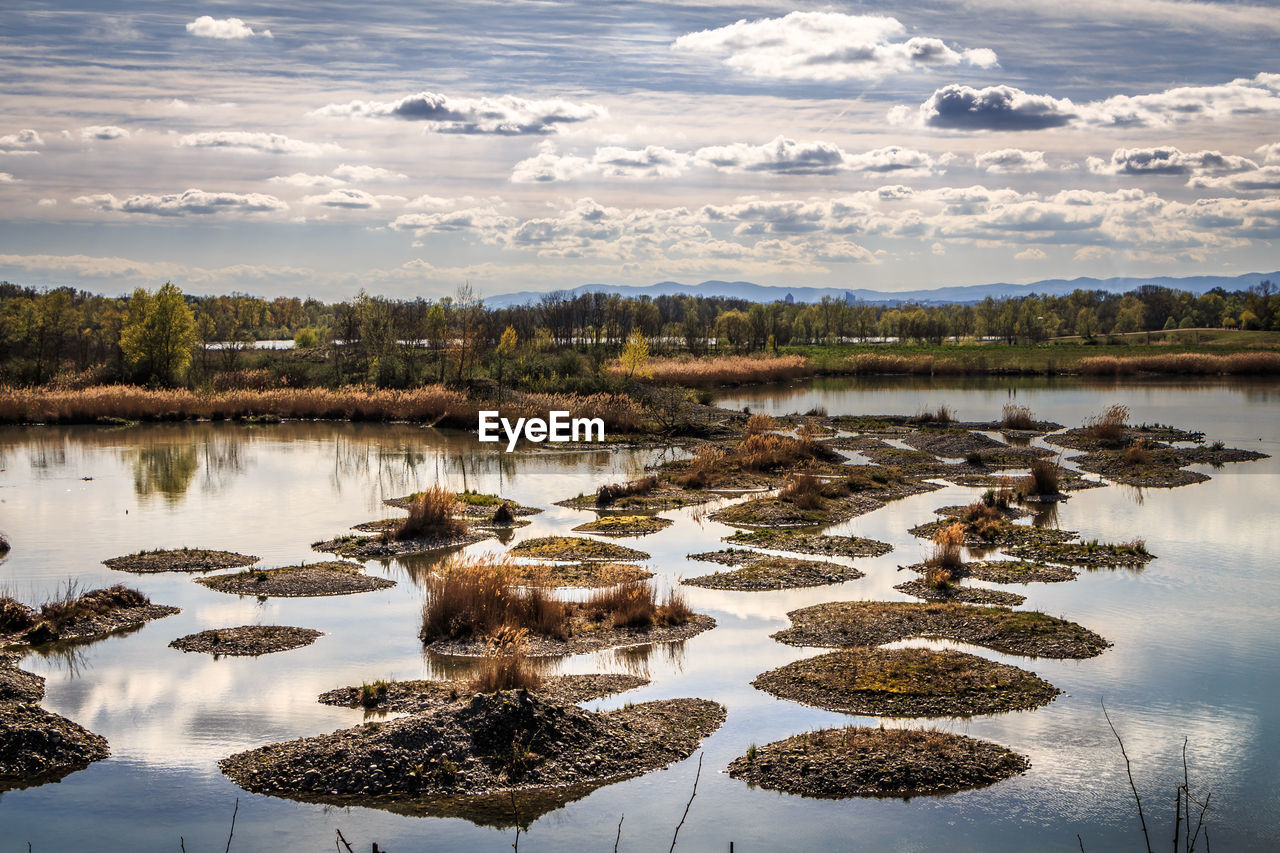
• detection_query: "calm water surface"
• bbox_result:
[1,377,1278,851]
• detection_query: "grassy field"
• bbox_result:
[784,330,1280,375]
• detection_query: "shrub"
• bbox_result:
[744,412,777,435]
[780,474,826,509]
[420,556,570,643]
[673,445,726,489]
[359,680,389,707]
[39,583,149,632]
[584,580,692,629]
[964,451,985,467]
[1001,404,1036,430]
[1023,458,1062,496]
[928,523,966,572]
[395,485,465,540]
[491,502,516,525]
[912,404,955,425]
[596,474,659,507]
[0,595,38,633]
[1123,439,1153,467]
[469,626,541,693]
[1083,404,1130,446]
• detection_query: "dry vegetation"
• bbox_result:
[671,424,840,489]
[420,556,570,643]
[1022,458,1063,497]
[1079,351,1280,376]
[394,486,465,540]
[634,355,812,386]
[0,384,648,431]
[595,474,660,507]
[1000,404,1037,430]
[924,523,966,589]
[1083,404,1131,446]
[468,626,542,693]
[584,580,693,629]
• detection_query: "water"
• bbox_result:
[1,378,1278,851]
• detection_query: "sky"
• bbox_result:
[1,0,1278,302]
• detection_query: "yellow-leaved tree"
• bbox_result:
[620,329,651,379]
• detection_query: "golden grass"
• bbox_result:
[395,485,466,540]
[420,556,570,643]
[468,626,542,693]
[927,523,966,577]
[1000,404,1036,430]
[1079,351,1280,376]
[1082,404,1129,446]
[0,384,648,432]
[584,580,694,629]
[632,354,812,386]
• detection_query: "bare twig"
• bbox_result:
[1189,792,1211,853]
[511,790,520,852]
[1078,834,1085,852]
[668,752,703,853]
[224,798,239,853]
[335,828,354,853]
[614,814,624,853]
[1102,700,1153,853]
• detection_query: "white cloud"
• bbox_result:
[302,188,382,209]
[37,198,57,206]
[1088,147,1257,177]
[1188,166,1280,191]
[512,137,945,182]
[80,125,130,141]
[185,16,272,40]
[1254,142,1280,164]
[671,12,997,81]
[1015,247,1047,259]
[330,163,407,182]
[0,172,14,183]
[315,91,606,135]
[178,131,339,156]
[898,74,1280,131]
[73,188,288,217]
[975,149,1049,173]
[0,129,44,153]
[268,172,346,189]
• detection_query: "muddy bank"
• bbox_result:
[0,702,111,792]
[319,674,649,713]
[710,493,884,529]
[508,537,649,562]
[1068,449,1212,488]
[1008,541,1155,568]
[509,562,653,588]
[103,548,257,574]
[570,515,673,537]
[753,647,1058,717]
[385,491,542,518]
[904,560,1078,584]
[220,692,724,806]
[313,528,494,559]
[2,586,179,648]
[728,727,1029,798]
[773,601,1109,659]
[909,518,1076,549]
[170,625,323,656]
[723,529,892,559]
[197,562,396,597]
[684,551,863,590]
[893,579,1026,606]
[425,611,715,658]
[0,654,44,705]
[555,486,715,512]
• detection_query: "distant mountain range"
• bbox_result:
[485,270,1280,308]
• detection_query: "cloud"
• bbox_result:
[0,172,13,183]
[302,188,382,209]
[1188,166,1280,191]
[671,12,996,81]
[1015,247,1047,259]
[1088,147,1257,177]
[80,125,130,141]
[268,172,346,189]
[975,148,1049,173]
[898,74,1280,131]
[185,16,272,40]
[900,84,1077,130]
[315,92,606,135]
[0,129,43,153]
[178,131,339,156]
[513,137,945,182]
[330,164,407,182]
[1255,142,1280,164]
[73,189,288,217]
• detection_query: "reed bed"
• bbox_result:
[394,486,465,540]
[635,355,812,386]
[0,384,648,431]
[420,556,570,643]
[1078,351,1280,376]
[842,354,970,375]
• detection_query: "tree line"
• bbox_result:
[1,278,1275,388]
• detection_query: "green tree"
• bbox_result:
[496,325,518,393]
[120,282,196,385]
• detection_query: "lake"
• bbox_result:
[2,376,1278,851]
